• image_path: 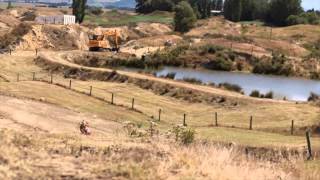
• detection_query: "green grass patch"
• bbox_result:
[84,10,173,27]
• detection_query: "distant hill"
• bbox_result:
[102,0,136,9]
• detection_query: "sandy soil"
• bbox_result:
[0,95,120,136]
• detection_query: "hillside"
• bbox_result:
[1,5,320,179]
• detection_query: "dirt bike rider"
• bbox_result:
[80,120,91,135]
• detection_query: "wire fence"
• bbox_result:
[0,71,305,136]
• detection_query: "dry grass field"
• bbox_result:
[1,5,320,178]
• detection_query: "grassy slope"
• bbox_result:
[1,52,320,150]
[83,10,173,27]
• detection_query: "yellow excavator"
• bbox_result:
[88,30,120,52]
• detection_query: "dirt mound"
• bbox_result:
[93,26,130,43]
[132,22,172,37]
[16,24,89,50]
[186,17,241,37]
[91,22,173,44]
[253,38,309,57]
[121,35,182,57]
[200,38,269,57]
[0,14,21,27]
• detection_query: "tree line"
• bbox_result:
[224,0,320,26]
[135,0,223,19]
[136,0,319,27]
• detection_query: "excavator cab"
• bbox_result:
[88,30,120,52]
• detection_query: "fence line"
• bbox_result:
[0,71,305,136]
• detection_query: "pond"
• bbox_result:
[151,66,320,101]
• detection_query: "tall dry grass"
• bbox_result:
[0,128,317,179]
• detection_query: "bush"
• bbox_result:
[205,57,233,71]
[21,11,36,21]
[219,82,242,93]
[162,72,176,79]
[304,39,320,59]
[250,90,273,99]
[198,45,224,55]
[182,77,203,84]
[0,23,32,49]
[87,6,103,16]
[166,72,176,79]
[264,91,274,99]
[286,12,320,26]
[286,15,308,25]
[172,125,195,145]
[250,90,261,97]
[174,1,197,33]
[308,92,320,102]
[252,55,293,76]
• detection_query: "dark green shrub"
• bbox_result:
[205,57,233,71]
[172,125,195,145]
[250,90,261,97]
[219,82,242,93]
[21,11,36,21]
[264,91,274,99]
[182,77,203,84]
[198,45,224,55]
[89,7,103,15]
[308,92,320,101]
[163,72,176,79]
[174,1,197,33]
[252,55,293,76]
[287,12,320,26]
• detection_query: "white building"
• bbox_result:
[35,15,75,25]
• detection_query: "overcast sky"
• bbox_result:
[302,0,320,10]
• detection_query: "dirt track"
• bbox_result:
[38,50,291,104]
[0,95,120,136]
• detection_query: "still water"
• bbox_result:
[152,66,320,101]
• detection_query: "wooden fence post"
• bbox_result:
[32,72,35,81]
[17,73,19,82]
[249,116,253,130]
[251,46,254,56]
[291,120,294,135]
[158,109,161,121]
[215,112,218,126]
[69,80,72,89]
[306,130,312,160]
[89,86,92,96]
[35,48,38,56]
[111,93,114,104]
[50,73,53,84]
[9,49,11,55]
[183,114,187,126]
[131,98,135,110]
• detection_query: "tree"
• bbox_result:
[216,0,223,10]
[241,0,255,20]
[197,0,212,19]
[268,0,303,26]
[224,0,242,22]
[7,1,13,9]
[174,1,197,33]
[151,0,175,12]
[72,0,87,23]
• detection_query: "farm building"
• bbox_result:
[35,15,75,25]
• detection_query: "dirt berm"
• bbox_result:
[34,51,291,107]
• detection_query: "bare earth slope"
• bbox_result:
[0,95,120,136]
